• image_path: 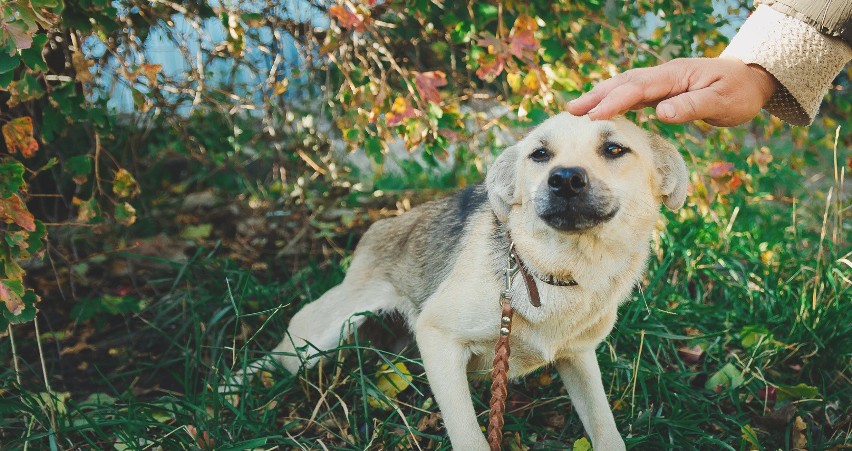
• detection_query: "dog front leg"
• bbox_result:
[416,324,489,451]
[556,350,625,450]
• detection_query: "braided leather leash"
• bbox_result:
[487,238,542,450]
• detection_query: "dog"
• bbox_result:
[272,113,689,450]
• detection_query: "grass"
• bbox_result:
[1,124,850,450]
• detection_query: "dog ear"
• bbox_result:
[486,145,519,222]
[649,134,689,210]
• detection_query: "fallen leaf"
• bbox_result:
[186,425,216,450]
[677,344,704,364]
[3,116,39,158]
[741,424,761,449]
[791,416,807,449]
[414,71,447,104]
[757,385,777,406]
[573,437,592,451]
[0,194,36,231]
[367,361,413,409]
[180,224,213,240]
[776,383,819,401]
[705,362,744,392]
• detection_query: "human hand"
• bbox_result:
[566,57,779,127]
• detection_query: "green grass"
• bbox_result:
[2,126,850,450]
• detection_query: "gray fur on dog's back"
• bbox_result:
[357,183,490,310]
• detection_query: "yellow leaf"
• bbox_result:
[573,437,592,451]
[507,73,522,92]
[367,361,412,410]
[741,424,761,449]
[523,70,540,91]
[2,117,39,158]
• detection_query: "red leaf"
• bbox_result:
[2,117,39,158]
[509,15,539,57]
[385,97,416,126]
[414,71,447,104]
[707,161,734,179]
[330,5,367,31]
[475,54,506,81]
[757,386,777,406]
[0,194,36,232]
[2,21,33,50]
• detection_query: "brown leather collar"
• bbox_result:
[505,231,577,308]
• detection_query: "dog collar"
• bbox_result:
[536,272,578,287]
[504,231,577,308]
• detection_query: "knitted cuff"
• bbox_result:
[721,5,852,126]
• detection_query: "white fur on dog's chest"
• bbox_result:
[466,291,620,378]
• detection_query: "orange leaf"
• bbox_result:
[414,71,447,104]
[330,5,367,31]
[2,117,39,158]
[0,281,24,316]
[139,64,162,85]
[0,194,35,231]
[510,15,539,57]
[476,54,506,81]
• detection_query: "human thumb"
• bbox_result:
[655,89,721,124]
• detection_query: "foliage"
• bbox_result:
[0,0,849,448]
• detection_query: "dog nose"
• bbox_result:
[548,167,588,197]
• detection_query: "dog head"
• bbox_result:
[486,113,688,234]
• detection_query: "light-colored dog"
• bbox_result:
[273,113,688,450]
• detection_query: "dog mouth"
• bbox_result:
[537,205,618,231]
[534,190,619,232]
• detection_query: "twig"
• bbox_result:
[8,324,21,386]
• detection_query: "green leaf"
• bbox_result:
[572,437,592,451]
[739,325,771,348]
[364,136,384,164]
[776,383,820,400]
[19,34,48,72]
[114,202,136,226]
[0,54,20,74]
[705,362,744,391]
[40,105,66,142]
[0,70,14,89]
[112,168,140,198]
[180,224,213,240]
[0,161,26,198]
[65,155,92,184]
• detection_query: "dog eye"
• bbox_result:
[603,142,630,158]
[529,148,551,162]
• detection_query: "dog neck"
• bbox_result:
[502,228,578,291]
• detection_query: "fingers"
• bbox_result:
[655,89,726,124]
[568,59,699,120]
[566,74,631,116]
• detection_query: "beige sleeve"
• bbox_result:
[720,5,852,126]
